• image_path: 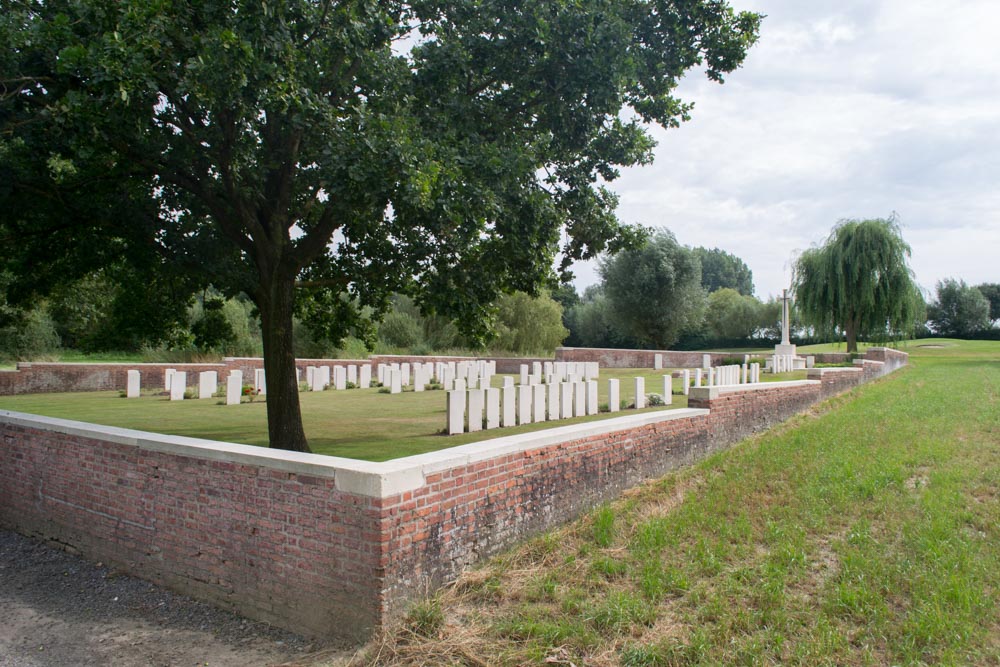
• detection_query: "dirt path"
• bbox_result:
[0,529,356,666]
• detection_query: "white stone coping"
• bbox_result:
[0,407,707,499]
[15,362,230,369]
[689,379,820,400]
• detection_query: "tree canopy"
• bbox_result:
[976,283,1000,325]
[0,0,760,450]
[792,217,923,352]
[929,279,992,337]
[600,230,705,349]
[694,247,754,295]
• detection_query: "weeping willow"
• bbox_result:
[792,217,924,352]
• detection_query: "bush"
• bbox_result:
[378,310,423,349]
[0,305,61,361]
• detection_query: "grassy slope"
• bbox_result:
[360,339,1000,666]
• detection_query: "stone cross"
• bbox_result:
[781,288,791,346]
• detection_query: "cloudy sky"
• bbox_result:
[569,0,1000,300]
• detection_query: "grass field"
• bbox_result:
[0,367,809,462]
[354,339,1000,666]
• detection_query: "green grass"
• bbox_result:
[369,339,1000,665]
[0,367,761,461]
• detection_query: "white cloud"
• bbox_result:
[570,0,1000,298]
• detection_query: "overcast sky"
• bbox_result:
[568,0,1000,300]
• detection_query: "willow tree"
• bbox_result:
[792,217,923,352]
[1,0,760,451]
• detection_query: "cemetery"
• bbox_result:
[0,344,907,641]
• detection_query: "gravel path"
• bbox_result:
[0,529,355,666]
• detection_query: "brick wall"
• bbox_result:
[556,346,727,368]
[0,348,908,641]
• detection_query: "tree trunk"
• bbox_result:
[845,318,858,353]
[257,272,311,453]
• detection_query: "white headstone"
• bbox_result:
[401,363,411,387]
[447,390,465,435]
[454,378,466,393]
[663,375,673,403]
[467,389,484,432]
[547,382,561,420]
[741,364,748,384]
[502,385,516,427]
[654,354,663,370]
[390,369,402,394]
[574,381,586,417]
[485,388,501,429]
[164,368,176,391]
[532,361,542,378]
[807,355,815,369]
[533,384,546,424]
[170,372,187,401]
[543,361,553,377]
[226,372,242,405]
[377,363,387,385]
[586,380,599,415]
[518,385,533,424]
[306,366,316,389]
[608,379,620,412]
[634,377,645,409]
[682,369,690,396]
[359,365,372,389]
[694,368,703,388]
[198,371,217,399]
[560,382,574,418]
[702,354,712,369]
[347,365,358,385]
[503,376,514,388]
[254,369,266,394]
[126,370,140,398]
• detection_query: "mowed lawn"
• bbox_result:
[0,367,800,461]
[358,339,1000,666]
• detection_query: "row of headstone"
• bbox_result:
[680,363,762,392]
[517,361,599,386]
[305,364,373,391]
[446,376,670,435]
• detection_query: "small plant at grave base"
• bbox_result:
[428,382,443,390]
[599,402,610,412]
[405,598,444,638]
[118,390,127,398]
[183,389,197,399]
[298,382,310,393]
[621,399,633,410]
[646,393,665,406]
[378,387,392,394]
[346,381,357,389]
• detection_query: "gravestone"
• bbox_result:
[198,371,217,399]
[503,376,514,388]
[485,388,501,429]
[585,362,599,380]
[519,364,529,385]
[334,366,347,391]
[447,391,465,435]
[608,379,620,412]
[390,369,402,394]
[654,354,663,370]
[467,389,485,432]
[306,366,316,389]
[347,365,358,385]
[518,385,533,424]
[401,363,411,387]
[694,368,702,388]
[702,354,712,370]
[226,371,243,405]
[126,370,140,398]
[663,375,673,403]
[574,381,586,417]
[560,383,574,418]
[454,378,466,393]
[359,365,372,389]
[502,385,516,427]
[741,364,748,384]
[164,368,176,392]
[547,383,560,420]
[586,380,599,415]
[634,377,645,409]
[254,369,266,394]
[170,372,187,401]
[533,384,546,424]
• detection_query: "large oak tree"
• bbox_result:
[1,0,760,451]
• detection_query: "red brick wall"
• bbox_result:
[688,382,821,449]
[556,347,728,368]
[0,420,382,640]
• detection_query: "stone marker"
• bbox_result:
[741,364,748,384]
[547,382,561,420]
[634,377,645,409]
[663,375,673,403]
[401,363,411,387]
[447,390,465,435]
[348,365,358,385]
[454,378,466,393]
[586,362,599,380]
[608,379,620,412]
[503,376,514,388]
[702,354,712,369]
[560,383,574,418]
[586,380,599,415]
[682,369,690,396]
[199,371,217,399]
[226,371,242,405]
[359,365,372,389]
[164,368,176,392]
[806,355,815,369]
[502,385,516,427]
[574,381,586,417]
[126,370,140,398]
[532,361,542,378]
[468,389,485,432]
[306,366,316,389]
[485,388,501,429]
[170,372,187,401]
[254,369,266,394]
[694,368,702,388]
[519,364,529,385]
[533,384,547,424]
[390,369,402,394]
[654,353,663,370]
[518,385,533,424]
[332,366,345,390]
